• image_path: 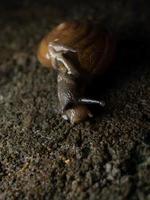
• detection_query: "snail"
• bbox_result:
[37,21,115,124]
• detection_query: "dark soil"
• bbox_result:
[0,0,150,199]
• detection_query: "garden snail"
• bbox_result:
[37,21,115,124]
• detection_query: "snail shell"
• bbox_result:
[37,21,115,124]
[37,21,115,76]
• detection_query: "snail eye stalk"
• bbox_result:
[78,98,105,107]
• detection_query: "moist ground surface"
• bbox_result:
[0,1,150,199]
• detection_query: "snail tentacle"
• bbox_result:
[78,98,105,107]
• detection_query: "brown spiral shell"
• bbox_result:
[37,21,115,76]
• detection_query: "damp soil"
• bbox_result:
[0,1,150,199]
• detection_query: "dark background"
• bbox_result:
[0,0,150,199]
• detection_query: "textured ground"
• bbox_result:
[0,0,150,199]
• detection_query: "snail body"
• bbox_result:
[37,21,115,124]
